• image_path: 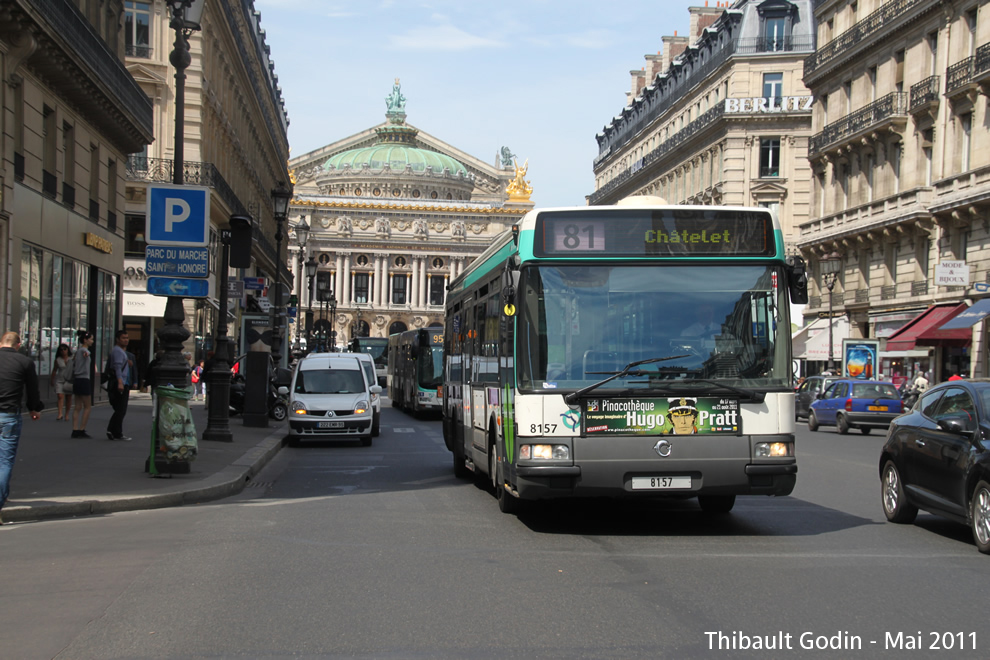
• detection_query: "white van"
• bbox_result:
[287,353,382,446]
[341,351,381,436]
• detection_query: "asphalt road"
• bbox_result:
[2,402,988,659]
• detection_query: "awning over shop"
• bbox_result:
[936,298,990,330]
[885,303,970,351]
[796,317,850,360]
[205,297,236,321]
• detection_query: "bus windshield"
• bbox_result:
[517,264,790,391]
[418,345,444,388]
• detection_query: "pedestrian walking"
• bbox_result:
[106,330,132,441]
[50,343,73,420]
[0,332,43,524]
[71,330,94,438]
[191,360,205,401]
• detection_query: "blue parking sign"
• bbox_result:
[146,184,210,246]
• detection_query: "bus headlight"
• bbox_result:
[519,444,570,460]
[755,442,793,458]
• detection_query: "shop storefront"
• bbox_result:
[19,242,118,409]
[885,303,970,383]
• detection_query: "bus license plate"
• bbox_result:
[317,421,344,429]
[868,405,888,411]
[632,476,691,490]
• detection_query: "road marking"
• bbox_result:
[392,428,416,433]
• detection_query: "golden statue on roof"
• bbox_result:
[505,158,532,201]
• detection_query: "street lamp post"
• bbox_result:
[820,251,843,374]
[157,0,205,394]
[305,255,317,352]
[292,219,309,350]
[270,182,293,368]
[328,293,337,351]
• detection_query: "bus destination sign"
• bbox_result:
[536,210,775,258]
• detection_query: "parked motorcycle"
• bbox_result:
[229,375,289,421]
[899,383,921,410]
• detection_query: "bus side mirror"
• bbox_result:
[786,256,809,304]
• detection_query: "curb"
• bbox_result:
[3,430,286,524]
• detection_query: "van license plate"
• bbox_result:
[631,476,691,490]
[317,421,344,429]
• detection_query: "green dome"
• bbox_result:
[324,144,469,178]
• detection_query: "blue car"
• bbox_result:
[808,379,903,434]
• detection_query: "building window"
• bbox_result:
[356,254,368,266]
[762,72,783,101]
[432,257,444,268]
[392,275,407,304]
[354,273,369,304]
[429,275,445,306]
[757,1,796,52]
[759,138,780,177]
[62,121,75,208]
[394,256,406,267]
[43,105,56,198]
[125,215,147,257]
[124,1,152,58]
[961,113,972,171]
[89,144,100,221]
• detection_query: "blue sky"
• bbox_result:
[253,0,711,208]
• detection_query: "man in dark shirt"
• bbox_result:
[0,332,43,524]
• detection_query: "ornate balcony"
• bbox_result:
[909,76,940,118]
[126,156,249,218]
[809,92,907,157]
[804,0,937,83]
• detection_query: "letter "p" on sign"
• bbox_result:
[146,184,211,247]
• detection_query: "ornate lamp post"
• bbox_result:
[270,182,293,368]
[328,293,337,351]
[292,219,309,350]
[305,255,317,351]
[157,0,205,392]
[820,251,843,374]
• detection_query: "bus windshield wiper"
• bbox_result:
[563,356,687,406]
[661,378,766,403]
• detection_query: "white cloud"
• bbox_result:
[388,24,505,51]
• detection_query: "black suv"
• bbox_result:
[795,374,842,420]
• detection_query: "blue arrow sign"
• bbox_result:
[145,245,210,278]
[147,276,210,298]
[146,184,210,246]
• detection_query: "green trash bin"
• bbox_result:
[149,385,197,475]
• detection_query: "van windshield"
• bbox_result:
[296,370,365,394]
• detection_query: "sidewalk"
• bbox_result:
[3,393,287,524]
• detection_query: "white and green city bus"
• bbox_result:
[387,328,443,414]
[442,198,809,513]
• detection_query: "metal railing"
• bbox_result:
[911,281,928,296]
[809,92,907,156]
[946,57,975,94]
[909,75,940,111]
[126,156,249,217]
[734,36,814,54]
[804,0,929,78]
[591,104,725,204]
[125,44,152,58]
[881,285,897,300]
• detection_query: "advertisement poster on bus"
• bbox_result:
[842,339,879,380]
[583,397,740,435]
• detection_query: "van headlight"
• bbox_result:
[291,401,308,415]
[354,401,370,414]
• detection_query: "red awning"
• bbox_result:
[885,304,970,351]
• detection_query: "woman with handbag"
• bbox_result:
[50,343,73,420]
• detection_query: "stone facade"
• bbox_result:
[0,0,154,406]
[798,0,990,382]
[591,0,815,253]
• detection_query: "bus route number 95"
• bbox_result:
[551,220,606,252]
